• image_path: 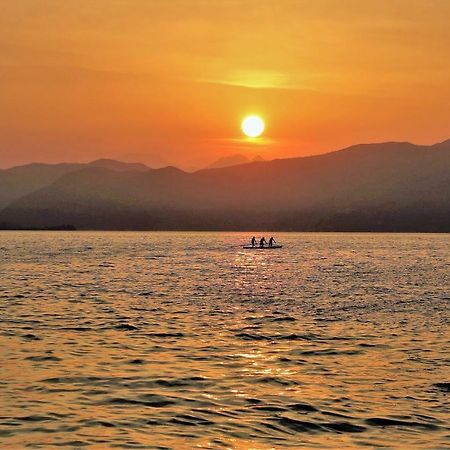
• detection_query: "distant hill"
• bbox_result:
[206,154,264,169]
[0,140,449,231]
[88,159,149,172]
[0,159,150,210]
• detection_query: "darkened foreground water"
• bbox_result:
[0,232,449,449]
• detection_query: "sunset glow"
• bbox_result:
[0,1,449,170]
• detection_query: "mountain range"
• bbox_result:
[206,154,264,169]
[0,140,449,231]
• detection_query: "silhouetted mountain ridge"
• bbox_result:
[87,159,149,172]
[0,158,150,209]
[206,154,265,169]
[1,140,449,231]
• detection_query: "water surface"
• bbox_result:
[0,232,449,448]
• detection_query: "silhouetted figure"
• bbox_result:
[259,236,267,248]
[251,236,256,247]
[268,237,276,247]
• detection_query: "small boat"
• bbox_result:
[242,245,283,249]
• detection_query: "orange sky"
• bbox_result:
[1,0,449,170]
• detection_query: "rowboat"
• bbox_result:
[242,245,282,249]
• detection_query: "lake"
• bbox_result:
[0,231,449,448]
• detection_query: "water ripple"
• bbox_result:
[0,231,449,449]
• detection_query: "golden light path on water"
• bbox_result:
[0,232,449,449]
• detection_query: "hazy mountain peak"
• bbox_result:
[206,153,265,169]
[154,165,185,173]
[88,158,150,172]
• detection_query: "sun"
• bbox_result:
[241,115,265,138]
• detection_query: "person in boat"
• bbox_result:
[268,236,276,247]
[259,236,267,248]
[251,236,256,247]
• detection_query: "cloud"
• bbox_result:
[197,69,290,89]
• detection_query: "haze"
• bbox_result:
[1,0,449,170]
